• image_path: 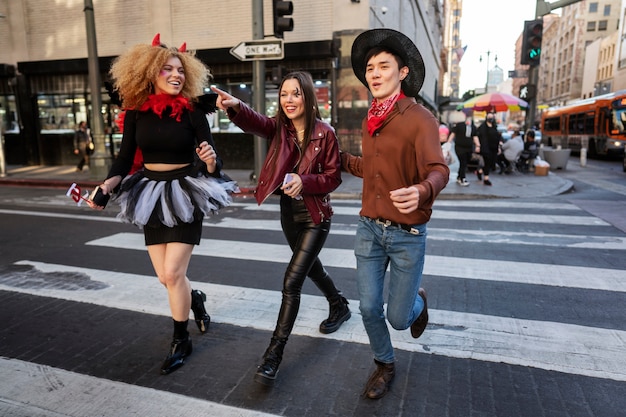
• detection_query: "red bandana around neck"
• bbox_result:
[139,94,192,122]
[366,91,405,136]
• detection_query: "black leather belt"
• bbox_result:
[372,217,420,235]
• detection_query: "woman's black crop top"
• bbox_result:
[107,106,216,179]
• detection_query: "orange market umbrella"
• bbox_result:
[458,92,529,112]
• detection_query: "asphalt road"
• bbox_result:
[0,157,625,417]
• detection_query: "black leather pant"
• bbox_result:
[272,195,340,341]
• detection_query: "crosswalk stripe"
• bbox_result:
[4,260,625,382]
[0,357,278,417]
[204,217,626,250]
[0,204,611,226]
[2,204,623,251]
[233,200,585,211]
[1,208,621,249]
[86,232,626,292]
[232,203,606,225]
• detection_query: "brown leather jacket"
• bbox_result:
[229,102,341,224]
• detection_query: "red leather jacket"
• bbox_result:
[229,102,341,224]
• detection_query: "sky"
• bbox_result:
[458,0,540,94]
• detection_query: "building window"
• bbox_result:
[589,2,598,13]
[603,5,611,16]
[587,21,596,31]
[0,95,19,133]
[598,20,607,31]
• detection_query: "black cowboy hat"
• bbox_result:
[351,28,425,98]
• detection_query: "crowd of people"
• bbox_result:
[442,115,541,184]
[85,29,449,400]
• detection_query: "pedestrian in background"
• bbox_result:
[73,121,92,172]
[518,129,538,172]
[497,129,524,173]
[212,71,350,387]
[88,34,237,375]
[448,116,480,186]
[476,111,502,186]
[341,28,449,399]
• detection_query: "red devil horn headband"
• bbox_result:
[152,33,161,46]
[151,33,187,52]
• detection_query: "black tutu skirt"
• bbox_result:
[112,165,238,245]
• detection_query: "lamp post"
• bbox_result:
[84,0,110,179]
[0,13,6,177]
[479,51,497,94]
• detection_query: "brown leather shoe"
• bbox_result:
[363,360,395,399]
[410,288,428,338]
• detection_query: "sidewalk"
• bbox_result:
[0,162,574,199]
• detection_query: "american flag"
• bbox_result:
[454,45,467,62]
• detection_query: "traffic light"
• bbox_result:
[521,19,543,66]
[273,0,294,39]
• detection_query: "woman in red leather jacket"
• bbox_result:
[212,71,351,387]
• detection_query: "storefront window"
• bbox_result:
[37,94,88,133]
[0,95,19,133]
[207,78,332,133]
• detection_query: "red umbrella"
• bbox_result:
[458,92,528,112]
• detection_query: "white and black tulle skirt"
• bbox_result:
[113,165,238,245]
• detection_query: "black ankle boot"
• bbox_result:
[191,289,210,333]
[254,338,286,386]
[319,294,351,334]
[160,334,192,375]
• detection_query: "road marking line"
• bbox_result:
[3,260,626,382]
[86,233,626,292]
[0,357,278,417]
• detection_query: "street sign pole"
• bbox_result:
[84,0,111,180]
[252,0,266,183]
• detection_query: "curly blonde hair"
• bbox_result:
[109,42,211,109]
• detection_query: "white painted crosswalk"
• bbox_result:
[3,258,625,382]
[1,197,626,417]
[86,232,626,292]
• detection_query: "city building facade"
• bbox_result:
[0,0,445,167]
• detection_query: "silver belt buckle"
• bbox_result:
[376,218,391,227]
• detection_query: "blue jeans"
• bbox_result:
[355,216,427,363]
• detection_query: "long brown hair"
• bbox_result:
[275,71,321,150]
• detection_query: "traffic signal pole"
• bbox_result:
[252,0,266,183]
[84,0,110,180]
[527,0,583,129]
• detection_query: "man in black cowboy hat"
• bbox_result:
[340,28,449,399]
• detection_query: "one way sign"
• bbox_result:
[229,40,284,61]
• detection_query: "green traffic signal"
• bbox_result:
[521,19,543,67]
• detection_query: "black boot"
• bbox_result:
[254,337,286,386]
[160,334,192,375]
[191,289,210,333]
[319,294,351,334]
[410,288,428,339]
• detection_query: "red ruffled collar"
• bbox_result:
[139,94,193,121]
